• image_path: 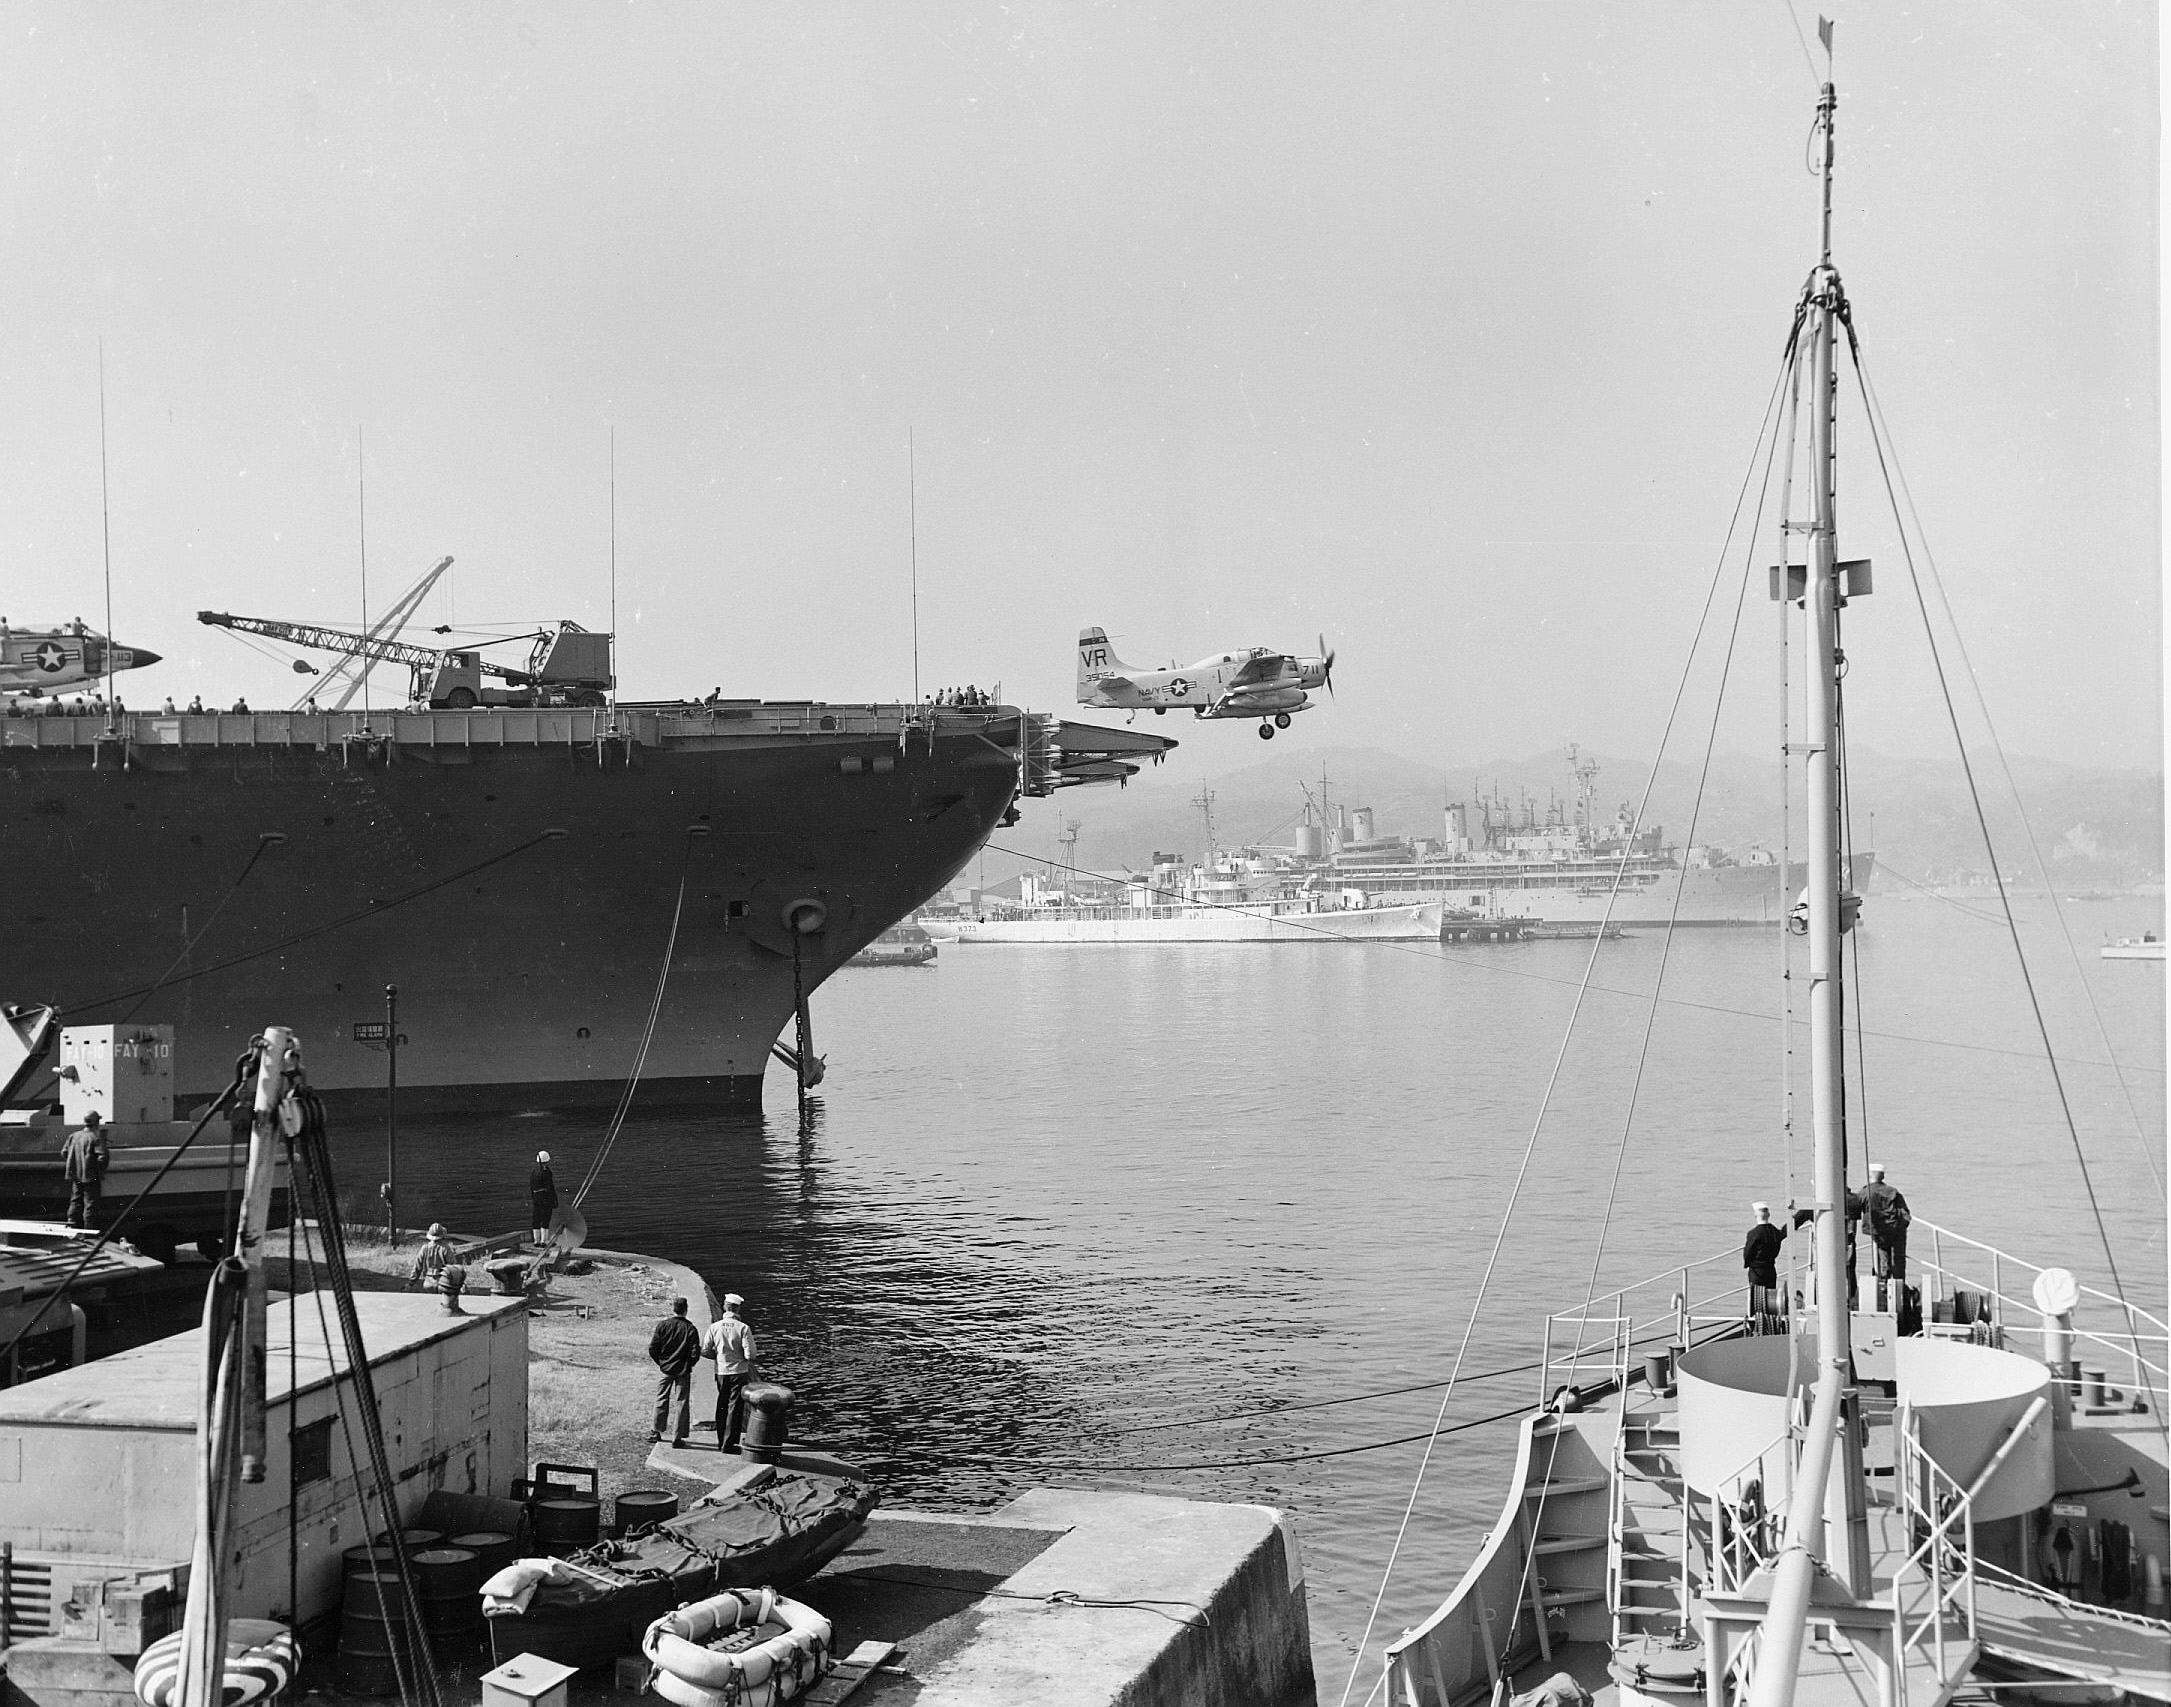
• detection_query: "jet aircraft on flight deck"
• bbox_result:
[1075,626,1335,739]
[0,619,160,697]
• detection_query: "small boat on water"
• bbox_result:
[2102,933,2165,962]
[1376,50,2168,1707]
[482,1464,878,1671]
[848,920,938,966]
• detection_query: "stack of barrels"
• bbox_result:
[411,1546,485,1664]
[336,1546,417,1697]
[336,1530,492,1693]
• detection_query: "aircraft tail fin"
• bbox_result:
[1076,626,1133,699]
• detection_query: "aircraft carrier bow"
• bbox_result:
[2,701,1173,1113]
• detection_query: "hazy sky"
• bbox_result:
[0,3,2157,769]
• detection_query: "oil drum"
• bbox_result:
[447,1530,517,1581]
[336,1569,421,1697]
[740,1382,793,1465]
[412,1546,483,1662]
[373,1526,445,1553]
[613,1490,678,1535]
[342,1544,400,1577]
[531,1496,600,1556]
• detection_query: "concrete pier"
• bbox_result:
[812,1488,1316,1706]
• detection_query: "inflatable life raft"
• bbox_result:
[642,1588,832,1707]
[133,1619,300,1707]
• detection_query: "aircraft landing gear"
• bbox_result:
[1258,722,1275,740]
[1274,713,1291,728]
[1154,706,1166,714]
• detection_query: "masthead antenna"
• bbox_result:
[97,339,114,717]
[609,426,618,711]
[357,426,370,720]
[908,428,921,704]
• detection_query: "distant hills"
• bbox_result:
[988,742,2163,893]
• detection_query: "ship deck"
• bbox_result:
[1455,1397,2171,1707]
[1383,1228,2170,1707]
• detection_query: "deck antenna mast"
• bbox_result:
[1193,786,1217,866]
[97,340,114,718]
[1565,742,1599,834]
[356,426,370,721]
[608,426,617,711]
[908,429,921,703]
[1749,35,1873,1707]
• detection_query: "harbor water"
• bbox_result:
[326,893,2165,1689]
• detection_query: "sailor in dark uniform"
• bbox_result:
[529,1150,558,1245]
[1742,1201,1804,1332]
[1862,1162,1911,1308]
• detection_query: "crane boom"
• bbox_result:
[197,609,452,672]
[197,591,614,711]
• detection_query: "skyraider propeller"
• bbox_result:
[1074,626,1336,739]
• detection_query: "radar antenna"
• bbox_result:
[1565,742,1600,833]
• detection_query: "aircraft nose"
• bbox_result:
[128,647,162,670]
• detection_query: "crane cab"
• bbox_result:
[424,627,613,709]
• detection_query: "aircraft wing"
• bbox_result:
[1223,651,1287,689]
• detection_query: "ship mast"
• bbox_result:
[1749,66,1872,1707]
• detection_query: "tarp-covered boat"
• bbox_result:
[482,1466,877,1671]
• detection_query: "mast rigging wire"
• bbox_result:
[1321,380,1798,1695]
[290,1212,420,1706]
[1851,347,2162,1200]
[114,833,288,1027]
[1842,329,2155,1363]
[570,835,697,1209]
[1567,333,1796,1372]
[68,830,569,1015]
[0,1073,245,1369]
[292,1110,446,1707]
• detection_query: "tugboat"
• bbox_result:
[847,920,938,968]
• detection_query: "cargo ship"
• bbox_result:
[1305,776,1873,927]
[2,700,1168,1114]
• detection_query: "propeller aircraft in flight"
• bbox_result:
[1076,626,1335,739]
[0,619,161,697]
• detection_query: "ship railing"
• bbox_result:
[1912,1218,2167,1411]
[1889,1403,1981,1698]
[1536,1245,1742,1405]
[1705,1406,1982,1707]
[1704,1426,1795,1602]
[3,703,1037,751]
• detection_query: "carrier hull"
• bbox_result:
[3,704,1029,1111]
